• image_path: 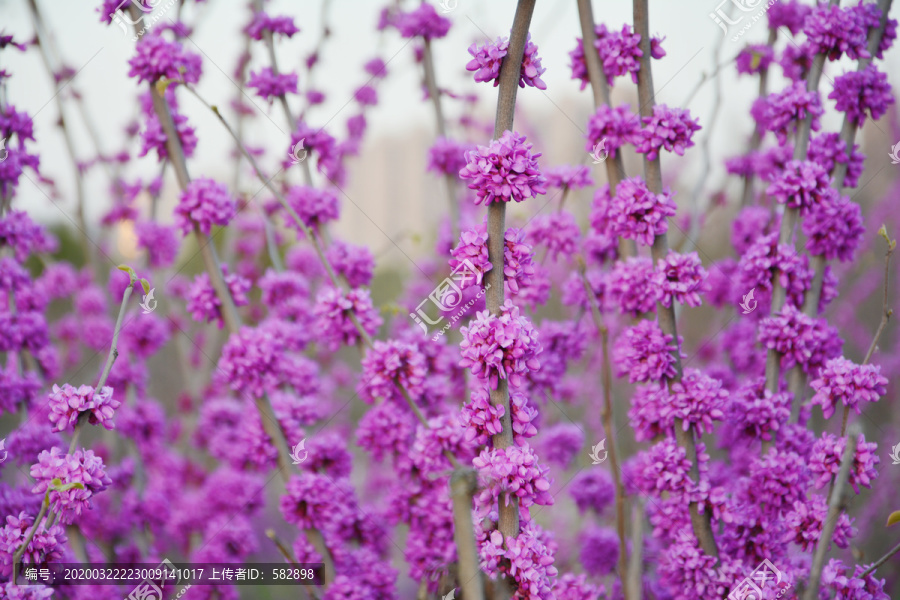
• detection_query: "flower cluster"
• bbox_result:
[608,177,677,246]
[829,64,894,126]
[584,105,641,159]
[127,35,202,84]
[810,357,887,420]
[466,33,546,90]
[654,251,708,308]
[756,81,823,144]
[635,105,700,161]
[473,443,553,509]
[248,67,298,101]
[186,268,251,328]
[284,185,340,233]
[766,159,834,216]
[30,447,112,524]
[459,131,547,205]
[613,320,681,383]
[47,384,120,432]
[569,23,665,88]
[174,177,236,236]
[459,300,541,389]
[360,340,426,403]
[809,432,879,494]
[313,287,382,351]
[758,305,842,374]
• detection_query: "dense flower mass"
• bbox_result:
[811,357,887,420]
[174,177,236,236]
[459,300,541,389]
[466,33,546,90]
[4,4,900,599]
[47,384,120,432]
[608,177,677,246]
[635,105,700,161]
[459,131,547,205]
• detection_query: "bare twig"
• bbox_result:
[451,469,486,600]
[578,259,629,597]
[859,539,900,578]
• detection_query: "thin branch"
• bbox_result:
[633,0,719,560]
[859,539,900,578]
[803,423,860,600]
[487,0,537,543]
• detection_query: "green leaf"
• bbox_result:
[51,478,63,487]
[887,511,900,527]
[140,278,151,295]
[50,481,85,493]
[155,78,173,95]
[117,264,135,278]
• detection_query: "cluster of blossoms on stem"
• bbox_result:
[569,23,665,88]
[30,447,111,524]
[47,383,119,432]
[174,177,236,236]
[466,33,547,90]
[459,300,542,390]
[810,357,887,420]
[458,131,547,205]
[608,177,677,246]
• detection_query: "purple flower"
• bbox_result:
[726,377,791,441]
[427,137,474,176]
[186,268,250,328]
[47,383,120,432]
[767,159,834,216]
[569,470,614,515]
[614,320,681,383]
[829,64,894,127]
[218,319,314,399]
[822,559,891,600]
[608,177,676,246]
[758,304,842,374]
[661,369,728,435]
[459,131,547,205]
[569,24,665,88]
[585,105,642,160]
[810,432,879,494]
[807,132,865,188]
[326,241,375,288]
[768,1,812,35]
[279,473,356,533]
[635,105,700,161]
[353,84,378,106]
[360,339,426,403]
[804,3,870,61]
[579,526,619,577]
[284,185,340,233]
[459,300,541,389]
[127,34,202,84]
[30,447,112,524]
[174,177,236,236]
[364,57,388,78]
[759,81,823,144]
[247,67,298,101]
[803,193,865,263]
[779,41,817,82]
[654,250,708,308]
[313,286,382,352]
[544,165,593,190]
[0,511,66,577]
[539,423,583,469]
[742,448,808,517]
[394,4,451,40]
[554,574,603,600]
[527,212,580,261]
[466,33,546,90]
[245,12,299,40]
[736,44,775,75]
[473,442,553,508]
[785,493,855,552]
[135,220,179,269]
[607,256,657,317]
[811,357,887,420]
[628,384,671,441]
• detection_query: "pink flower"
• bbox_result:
[459,300,541,389]
[459,131,547,205]
[811,357,887,420]
[608,177,677,246]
